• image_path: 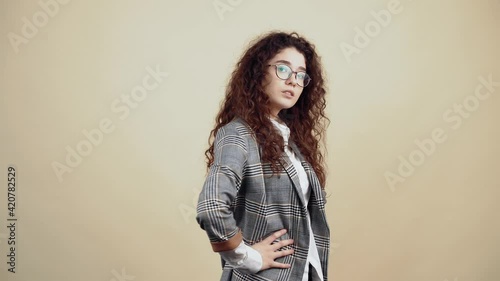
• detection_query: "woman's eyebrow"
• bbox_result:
[274,60,307,71]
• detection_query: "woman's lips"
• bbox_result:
[282,90,294,98]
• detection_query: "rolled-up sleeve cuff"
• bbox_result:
[210,231,243,252]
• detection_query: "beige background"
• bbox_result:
[1,0,499,280]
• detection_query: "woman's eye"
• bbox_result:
[277,65,289,73]
[297,73,306,79]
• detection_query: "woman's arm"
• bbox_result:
[196,123,294,273]
[196,123,248,252]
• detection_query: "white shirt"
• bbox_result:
[270,118,323,281]
[219,118,323,280]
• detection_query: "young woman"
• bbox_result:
[196,31,330,281]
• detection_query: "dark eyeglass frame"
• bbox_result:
[267,64,311,87]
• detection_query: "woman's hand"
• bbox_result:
[251,229,294,271]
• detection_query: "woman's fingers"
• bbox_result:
[270,260,292,269]
[265,229,287,243]
[272,248,294,259]
[250,229,296,271]
[271,238,294,251]
[265,229,294,250]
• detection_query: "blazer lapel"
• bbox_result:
[287,141,325,207]
[279,146,307,208]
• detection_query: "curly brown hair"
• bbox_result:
[204,31,330,189]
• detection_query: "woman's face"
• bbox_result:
[263,47,306,118]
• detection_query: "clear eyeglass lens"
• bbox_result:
[274,64,310,87]
[301,74,311,87]
[276,65,291,79]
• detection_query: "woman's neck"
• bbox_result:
[269,115,285,125]
[270,115,278,121]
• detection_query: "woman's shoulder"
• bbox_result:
[214,118,256,153]
[219,117,254,137]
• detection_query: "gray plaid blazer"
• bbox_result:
[196,117,330,281]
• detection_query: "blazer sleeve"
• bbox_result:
[196,123,248,252]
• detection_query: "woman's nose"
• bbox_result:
[286,73,298,86]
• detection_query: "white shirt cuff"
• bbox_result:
[219,241,262,274]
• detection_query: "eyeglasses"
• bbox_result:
[267,64,311,87]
